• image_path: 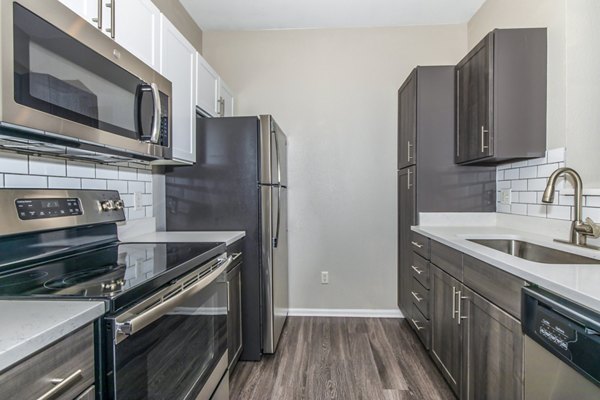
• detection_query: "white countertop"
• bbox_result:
[124,231,246,246]
[413,215,600,313]
[0,300,106,372]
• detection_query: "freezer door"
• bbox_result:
[259,115,288,187]
[260,185,289,354]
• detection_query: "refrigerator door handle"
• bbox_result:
[274,185,281,248]
[273,126,282,185]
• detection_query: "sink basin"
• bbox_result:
[467,239,600,264]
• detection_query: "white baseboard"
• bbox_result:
[288,308,403,318]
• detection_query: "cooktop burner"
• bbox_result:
[0,270,48,288]
[0,241,226,312]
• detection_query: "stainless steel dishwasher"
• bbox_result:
[522,287,600,399]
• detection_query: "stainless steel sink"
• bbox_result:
[467,239,600,264]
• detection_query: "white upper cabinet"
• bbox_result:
[196,53,220,117]
[159,15,196,164]
[113,0,160,69]
[219,80,235,117]
[59,0,100,27]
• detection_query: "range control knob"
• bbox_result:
[114,199,125,210]
[99,200,115,211]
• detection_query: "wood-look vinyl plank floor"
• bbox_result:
[230,317,455,400]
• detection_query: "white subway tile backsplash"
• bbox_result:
[5,174,47,188]
[0,152,28,174]
[504,168,519,180]
[519,166,537,179]
[495,147,600,223]
[527,204,547,218]
[67,161,95,178]
[107,180,128,194]
[511,180,528,191]
[137,170,152,182]
[145,206,153,218]
[118,167,137,181]
[145,182,152,193]
[128,208,146,220]
[82,179,107,190]
[128,181,145,194]
[96,165,119,180]
[29,157,66,176]
[48,177,81,189]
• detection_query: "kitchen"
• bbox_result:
[0,0,599,399]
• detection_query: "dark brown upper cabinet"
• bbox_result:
[455,28,547,165]
[398,69,417,169]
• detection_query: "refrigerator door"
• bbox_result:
[260,184,289,354]
[259,115,288,187]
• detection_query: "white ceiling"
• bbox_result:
[180,0,486,31]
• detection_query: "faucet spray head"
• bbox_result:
[542,182,555,203]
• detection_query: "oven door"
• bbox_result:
[105,255,232,400]
[0,0,172,160]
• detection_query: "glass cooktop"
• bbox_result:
[0,242,225,312]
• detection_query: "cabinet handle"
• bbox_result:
[456,69,460,158]
[481,125,489,153]
[410,265,423,274]
[37,369,83,400]
[456,290,468,325]
[92,0,103,29]
[232,252,242,261]
[411,319,425,330]
[411,291,423,302]
[226,280,230,312]
[407,169,412,189]
[105,0,115,38]
[451,286,457,320]
[410,241,422,249]
[407,141,412,162]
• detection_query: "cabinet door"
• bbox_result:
[456,36,493,163]
[227,262,243,371]
[159,15,196,163]
[398,166,416,313]
[463,287,523,400]
[59,0,99,27]
[220,81,235,117]
[196,54,220,117]
[431,265,464,397]
[398,69,417,169]
[114,0,160,69]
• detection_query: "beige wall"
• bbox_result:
[203,26,467,311]
[151,0,202,52]
[468,0,600,186]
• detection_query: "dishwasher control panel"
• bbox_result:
[523,287,600,388]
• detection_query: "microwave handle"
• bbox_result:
[149,83,162,144]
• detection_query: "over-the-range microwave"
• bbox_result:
[0,0,172,163]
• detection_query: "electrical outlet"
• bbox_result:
[500,189,512,205]
[133,192,143,211]
[321,271,329,284]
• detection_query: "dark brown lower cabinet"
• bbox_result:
[463,287,523,400]
[430,261,524,400]
[431,266,466,397]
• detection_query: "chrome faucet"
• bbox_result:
[542,167,600,248]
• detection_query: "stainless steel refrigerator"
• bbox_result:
[164,115,289,360]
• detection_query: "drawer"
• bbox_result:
[410,231,430,260]
[0,324,94,400]
[411,252,430,289]
[408,303,430,350]
[411,277,429,319]
[463,254,526,320]
[431,240,463,280]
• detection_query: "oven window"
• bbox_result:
[12,3,147,140]
[111,277,227,400]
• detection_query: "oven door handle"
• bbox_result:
[114,255,233,343]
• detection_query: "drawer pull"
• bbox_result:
[411,265,423,274]
[37,369,83,400]
[411,241,423,249]
[411,319,425,330]
[232,252,242,261]
[411,291,423,302]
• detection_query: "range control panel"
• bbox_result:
[16,198,82,220]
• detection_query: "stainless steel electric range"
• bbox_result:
[0,189,231,400]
